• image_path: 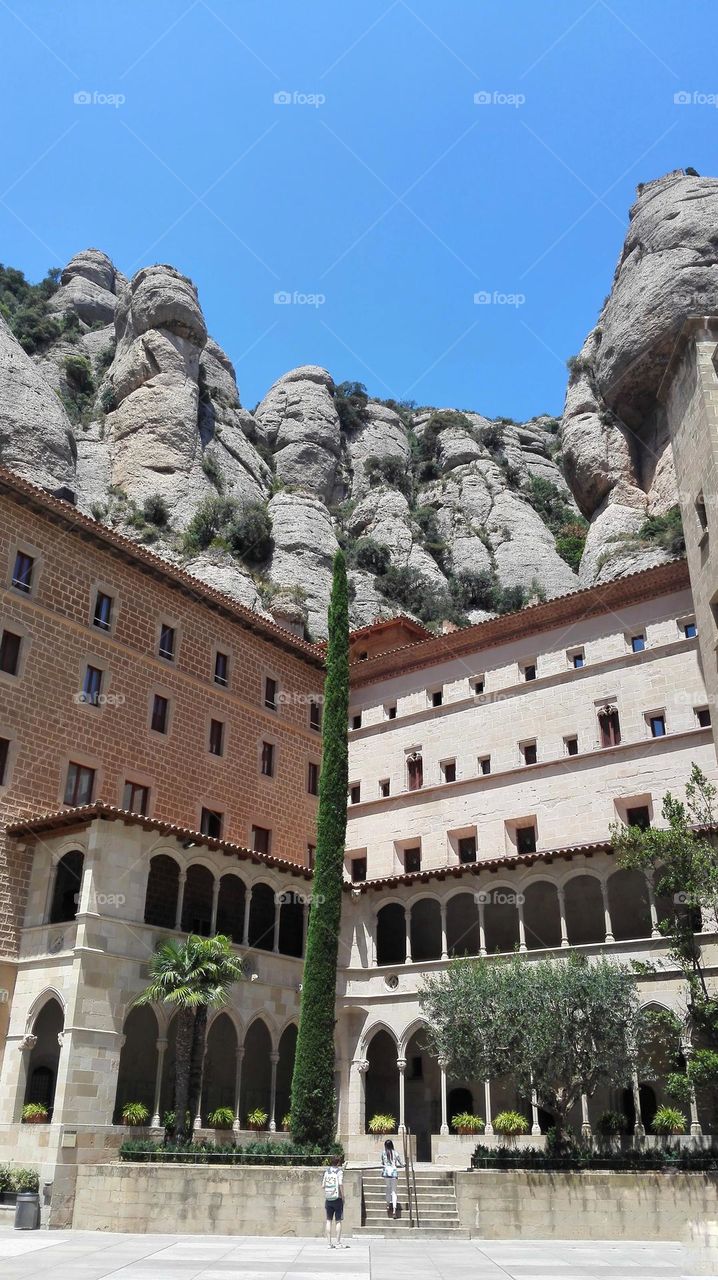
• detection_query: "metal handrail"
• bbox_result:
[401,1128,420,1227]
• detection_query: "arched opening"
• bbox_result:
[448,1087,474,1128]
[447,893,479,957]
[483,889,520,954]
[144,855,180,928]
[201,1013,237,1121]
[181,865,214,935]
[410,898,442,962]
[376,903,406,966]
[248,883,276,951]
[564,875,605,946]
[404,1027,441,1161]
[159,1015,179,1120]
[607,868,652,941]
[241,1019,272,1120]
[278,895,304,958]
[49,851,84,923]
[523,881,562,950]
[365,1029,398,1130]
[114,1005,158,1122]
[24,998,64,1117]
[276,1024,298,1127]
[635,1005,684,1129]
[216,874,246,944]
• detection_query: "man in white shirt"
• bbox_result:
[321,1156,347,1248]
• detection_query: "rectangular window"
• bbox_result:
[404,846,421,874]
[379,778,391,798]
[0,629,21,676]
[0,736,9,786]
[201,807,223,839]
[349,782,361,804]
[151,694,169,735]
[564,736,579,757]
[309,699,322,731]
[479,755,491,775]
[351,856,367,883]
[93,591,113,631]
[570,650,585,669]
[683,621,698,639]
[458,835,477,864]
[522,663,536,682]
[696,491,708,533]
[516,824,537,855]
[385,704,397,720]
[442,759,456,783]
[261,741,275,777]
[308,761,320,795]
[351,713,362,730]
[209,718,224,757]
[214,650,229,686]
[82,665,103,707]
[11,551,34,593]
[521,741,537,766]
[431,688,443,708]
[159,624,176,661]
[598,706,621,748]
[123,781,149,815]
[307,843,316,869]
[64,761,95,806]
[649,713,666,738]
[626,805,650,830]
[696,706,712,729]
[407,754,423,791]
[265,677,277,711]
[631,634,645,653]
[251,825,271,854]
[471,677,485,695]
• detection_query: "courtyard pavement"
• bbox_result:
[0,1230,704,1280]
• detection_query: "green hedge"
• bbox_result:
[119,1138,344,1166]
[471,1143,718,1172]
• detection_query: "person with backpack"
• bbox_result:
[321,1155,348,1247]
[380,1139,402,1218]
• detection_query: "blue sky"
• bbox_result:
[1,1,716,417]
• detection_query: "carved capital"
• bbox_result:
[354,1058,370,1074]
[19,1034,36,1052]
[396,1057,407,1073]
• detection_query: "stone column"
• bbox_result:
[557,885,569,947]
[370,913,378,966]
[484,1080,493,1135]
[348,1057,369,1137]
[272,903,281,955]
[232,1046,245,1133]
[531,1087,541,1136]
[478,899,487,956]
[268,1051,279,1132]
[210,877,220,935]
[397,1056,407,1133]
[193,1058,205,1130]
[440,902,448,960]
[682,1040,703,1136]
[439,1058,449,1135]
[175,871,187,931]
[631,1070,645,1138]
[581,1093,592,1140]
[517,897,527,953]
[645,874,661,940]
[0,1033,36,1124]
[600,881,615,944]
[151,1038,168,1128]
[242,891,252,947]
[405,907,412,964]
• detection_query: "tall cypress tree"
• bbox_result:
[291,550,349,1147]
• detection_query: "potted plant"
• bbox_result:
[247,1108,268,1132]
[652,1106,686,1137]
[208,1107,235,1132]
[3,1167,39,1206]
[121,1102,150,1128]
[0,1164,12,1205]
[493,1111,530,1144]
[281,1112,292,1133]
[21,1103,48,1125]
[451,1112,485,1136]
[368,1114,397,1135]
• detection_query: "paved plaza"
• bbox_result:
[0,1231,703,1280]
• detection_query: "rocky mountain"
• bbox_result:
[0,168,711,639]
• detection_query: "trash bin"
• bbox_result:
[14,1192,40,1230]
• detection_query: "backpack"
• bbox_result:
[323,1167,341,1199]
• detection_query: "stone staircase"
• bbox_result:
[356,1168,469,1238]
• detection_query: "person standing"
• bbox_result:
[322,1155,348,1248]
[381,1139,402,1218]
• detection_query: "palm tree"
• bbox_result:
[134,934,243,1142]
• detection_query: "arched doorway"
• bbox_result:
[278,896,304,957]
[482,889,519,954]
[144,855,180,928]
[248,884,276,951]
[564,875,605,945]
[523,881,562,950]
[276,1024,298,1127]
[376,904,406,965]
[216,874,246,944]
[241,1019,272,1121]
[410,899,442,962]
[114,1005,158,1122]
[365,1029,399,1131]
[181,865,214,935]
[404,1027,441,1160]
[49,851,84,923]
[24,997,64,1118]
[201,1013,238,1121]
[607,868,652,941]
[447,893,479,957]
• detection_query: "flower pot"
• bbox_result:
[22,1115,47,1125]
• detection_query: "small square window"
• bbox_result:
[521,741,537,766]
[458,835,477,864]
[0,736,10,786]
[308,762,320,795]
[471,677,485,695]
[64,762,95,806]
[201,807,223,839]
[159,624,176,661]
[479,756,491,775]
[151,694,169,735]
[631,634,646,654]
[683,621,698,639]
[309,699,322,731]
[696,706,712,729]
[431,688,443,708]
[626,805,650,830]
[564,736,579,757]
[351,713,362,730]
[261,741,275,777]
[0,629,22,676]
[385,704,397,720]
[523,663,537,682]
[251,825,271,854]
[349,782,361,805]
[93,591,113,631]
[442,759,456,783]
[404,846,421,874]
[214,651,229,686]
[379,778,391,798]
[516,824,537,855]
[351,856,367,883]
[81,665,103,707]
[265,677,278,711]
[11,551,34,594]
[570,650,585,669]
[123,781,149,815]
[649,713,666,738]
[209,719,224,757]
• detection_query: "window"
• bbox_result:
[351,713,362,730]
[522,662,537,682]
[151,694,169,734]
[471,677,485,695]
[442,759,456,783]
[626,805,650,830]
[598,705,621,748]
[123,781,149,815]
[696,706,712,729]
[569,650,585,669]
[251,825,271,854]
[81,664,103,707]
[200,807,223,839]
[159,624,176,661]
[385,704,397,720]
[351,857,367,883]
[64,762,95,806]
[0,737,9,786]
[209,719,224,757]
[630,634,645,653]
[516,824,537,855]
[0,629,21,676]
[683,621,698,639]
[92,591,113,631]
[379,778,391,798]
[521,741,537,766]
[458,835,477,864]
[404,846,421,874]
[430,688,443,708]
[349,782,361,805]
[11,551,34,593]
[649,713,666,738]
[214,650,229,686]
[309,699,322,731]
[308,761,320,795]
[261,741,275,777]
[265,677,278,710]
[407,753,423,791]
[479,755,491,775]
[564,735,579,757]
[696,491,708,535]
[307,843,316,869]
